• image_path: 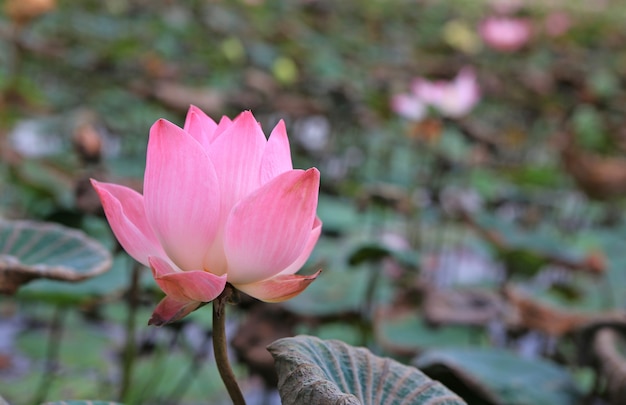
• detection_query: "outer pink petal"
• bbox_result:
[207,111,267,217]
[235,270,321,303]
[224,168,320,285]
[91,179,164,267]
[148,296,202,326]
[144,119,221,271]
[277,216,322,276]
[149,256,226,302]
[183,105,218,150]
[259,119,293,185]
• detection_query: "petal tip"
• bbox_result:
[302,269,322,282]
[148,314,165,327]
[148,297,202,326]
[90,178,108,194]
[305,167,321,179]
[150,118,178,136]
[235,110,259,126]
[274,119,286,132]
[235,269,322,303]
[90,179,104,197]
[265,269,322,302]
[187,104,201,113]
[297,168,321,191]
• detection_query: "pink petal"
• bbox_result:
[213,116,233,139]
[91,179,164,267]
[235,270,321,303]
[224,168,320,285]
[149,256,226,302]
[207,111,267,218]
[183,105,218,150]
[144,119,221,271]
[148,296,202,326]
[200,112,267,276]
[277,216,322,276]
[259,119,293,184]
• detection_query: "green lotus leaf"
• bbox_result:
[0,220,112,295]
[268,335,466,405]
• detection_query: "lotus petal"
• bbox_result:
[207,111,266,217]
[236,270,321,302]
[183,105,218,150]
[149,256,226,302]
[144,119,220,271]
[278,217,322,276]
[224,169,319,284]
[91,180,163,266]
[148,296,202,326]
[260,119,293,184]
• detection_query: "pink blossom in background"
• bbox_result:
[92,107,321,325]
[390,93,427,121]
[479,17,532,52]
[392,67,480,120]
[412,67,480,118]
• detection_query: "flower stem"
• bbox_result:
[213,284,246,405]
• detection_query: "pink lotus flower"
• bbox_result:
[92,107,321,325]
[479,17,531,52]
[412,67,480,118]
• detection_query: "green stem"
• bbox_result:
[212,284,246,405]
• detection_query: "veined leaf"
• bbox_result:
[268,335,466,405]
[0,220,112,295]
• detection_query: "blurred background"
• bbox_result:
[1,0,626,404]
